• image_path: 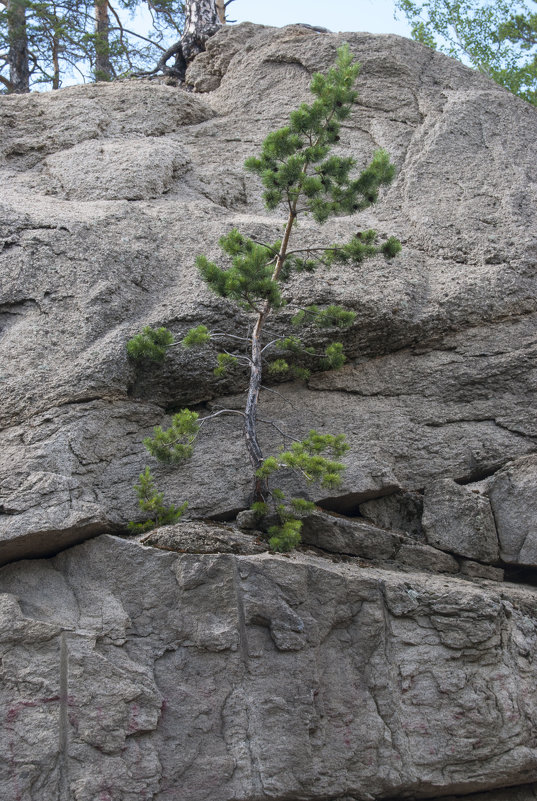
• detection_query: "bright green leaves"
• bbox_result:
[292,304,356,329]
[322,342,346,370]
[381,237,403,258]
[256,431,348,487]
[128,467,187,534]
[268,318,352,376]
[244,44,362,212]
[395,0,537,105]
[268,358,290,375]
[254,430,349,552]
[143,409,199,464]
[245,44,398,222]
[268,518,303,552]
[310,43,360,112]
[290,497,316,514]
[182,324,211,346]
[197,229,282,311]
[127,326,174,362]
[214,353,238,377]
[280,431,349,488]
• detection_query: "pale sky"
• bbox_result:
[230,0,413,37]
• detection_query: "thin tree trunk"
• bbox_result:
[244,209,297,501]
[215,0,226,24]
[7,0,29,93]
[94,0,112,81]
[52,34,60,89]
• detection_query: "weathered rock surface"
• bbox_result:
[141,519,267,554]
[422,478,499,563]
[1,23,536,557]
[1,535,537,801]
[1,20,537,800]
[488,455,537,566]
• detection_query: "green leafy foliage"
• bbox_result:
[322,342,346,370]
[268,518,303,552]
[268,358,290,375]
[1,0,186,93]
[253,430,349,551]
[214,352,238,377]
[128,467,187,534]
[292,304,357,329]
[182,325,211,346]
[143,409,200,464]
[395,0,537,105]
[277,430,349,488]
[245,45,399,221]
[197,231,283,312]
[127,326,174,362]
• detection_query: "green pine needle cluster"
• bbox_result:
[197,231,283,312]
[182,325,211,346]
[244,46,396,222]
[254,431,349,552]
[255,430,348,487]
[291,304,357,329]
[126,326,174,362]
[214,352,238,377]
[143,409,200,464]
[128,467,187,534]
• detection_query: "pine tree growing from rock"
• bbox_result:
[128,44,401,551]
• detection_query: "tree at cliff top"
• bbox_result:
[142,0,234,81]
[0,0,185,91]
[127,45,401,551]
[395,0,537,105]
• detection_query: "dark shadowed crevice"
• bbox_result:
[382,778,537,800]
[455,461,511,485]
[503,565,537,587]
[317,486,400,515]
[206,507,245,523]
[0,521,122,567]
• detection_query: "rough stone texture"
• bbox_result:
[44,138,191,201]
[140,519,267,554]
[488,455,537,565]
[422,478,499,563]
[1,20,537,800]
[300,510,401,560]
[300,510,459,573]
[360,490,425,541]
[1,535,537,800]
[459,560,505,582]
[1,24,537,556]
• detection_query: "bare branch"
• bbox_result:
[257,418,302,443]
[199,409,245,425]
[260,385,302,412]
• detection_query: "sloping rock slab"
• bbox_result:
[301,510,459,573]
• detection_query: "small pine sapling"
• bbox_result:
[127,44,401,550]
[127,467,188,534]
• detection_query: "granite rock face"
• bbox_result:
[1,20,537,800]
[1,535,537,801]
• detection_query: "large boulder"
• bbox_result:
[0,535,537,800]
